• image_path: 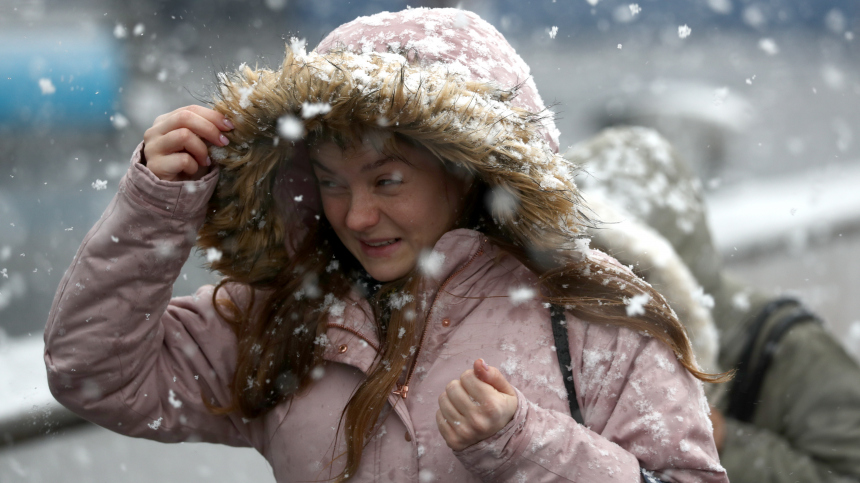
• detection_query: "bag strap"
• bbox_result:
[550,303,583,424]
[725,296,821,422]
[550,304,666,483]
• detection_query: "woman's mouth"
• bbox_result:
[359,238,402,257]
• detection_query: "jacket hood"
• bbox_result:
[567,127,723,298]
[568,127,724,372]
[200,8,586,282]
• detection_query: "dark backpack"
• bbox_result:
[724,296,821,422]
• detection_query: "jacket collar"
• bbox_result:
[321,229,488,373]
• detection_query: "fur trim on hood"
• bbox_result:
[199,8,587,282]
[570,127,722,373]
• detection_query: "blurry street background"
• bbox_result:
[0,0,858,481]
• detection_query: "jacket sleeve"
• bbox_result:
[719,322,860,483]
[454,324,728,483]
[43,144,252,447]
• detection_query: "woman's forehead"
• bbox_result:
[311,140,387,163]
[311,137,435,172]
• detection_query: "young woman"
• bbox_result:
[45,8,729,483]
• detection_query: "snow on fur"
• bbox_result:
[200,27,590,283]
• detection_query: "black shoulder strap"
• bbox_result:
[550,304,667,483]
[550,303,583,424]
[726,296,821,422]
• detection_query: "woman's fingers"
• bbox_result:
[436,395,473,451]
[158,153,201,178]
[154,105,233,131]
[435,410,461,449]
[459,369,495,403]
[438,388,465,425]
[148,108,230,149]
[178,104,234,130]
[445,378,481,417]
[435,361,520,451]
[150,128,211,167]
[143,105,233,181]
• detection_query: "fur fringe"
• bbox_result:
[199,45,589,283]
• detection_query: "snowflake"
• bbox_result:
[147,417,163,430]
[624,293,651,316]
[38,78,55,95]
[509,287,535,306]
[168,389,183,408]
[206,247,223,263]
[758,38,779,55]
[301,102,332,119]
[278,115,304,140]
[111,113,129,130]
[418,250,445,278]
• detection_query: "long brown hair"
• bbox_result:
[210,130,728,482]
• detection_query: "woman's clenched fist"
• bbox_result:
[436,359,518,451]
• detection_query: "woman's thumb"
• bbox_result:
[474,359,516,396]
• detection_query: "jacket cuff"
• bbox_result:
[453,386,531,480]
[124,141,220,220]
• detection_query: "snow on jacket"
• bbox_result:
[45,9,727,483]
[570,125,860,482]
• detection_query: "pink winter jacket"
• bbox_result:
[44,147,728,483]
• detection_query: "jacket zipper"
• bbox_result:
[393,243,485,399]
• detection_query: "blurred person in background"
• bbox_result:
[43,8,729,483]
[569,126,860,483]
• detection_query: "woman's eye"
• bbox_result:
[378,178,402,187]
[317,179,339,189]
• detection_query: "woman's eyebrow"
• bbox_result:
[360,157,397,173]
[310,160,334,174]
[311,156,399,174]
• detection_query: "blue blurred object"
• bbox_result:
[0,29,124,129]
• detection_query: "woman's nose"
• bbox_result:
[345,191,380,232]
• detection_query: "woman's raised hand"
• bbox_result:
[436,359,518,451]
[142,105,234,182]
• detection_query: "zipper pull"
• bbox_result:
[393,384,409,399]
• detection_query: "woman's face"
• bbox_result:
[311,137,471,282]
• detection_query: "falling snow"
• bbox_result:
[110,113,129,130]
[278,115,304,140]
[206,248,223,263]
[758,38,779,55]
[625,293,651,316]
[310,366,326,380]
[418,250,445,278]
[678,25,692,39]
[38,78,55,95]
[509,287,536,306]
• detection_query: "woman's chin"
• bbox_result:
[363,264,410,283]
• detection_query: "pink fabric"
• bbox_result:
[315,8,560,152]
[44,145,728,482]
